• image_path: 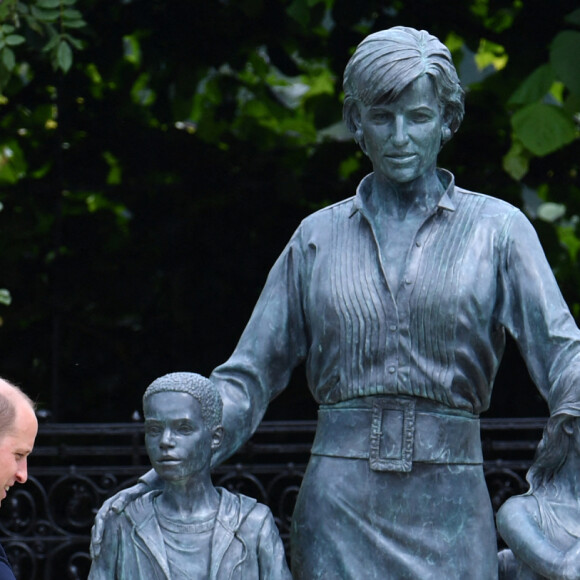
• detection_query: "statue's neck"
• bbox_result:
[371,168,443,220]
[158,475,220,522]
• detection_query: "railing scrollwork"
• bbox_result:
[0,418,545,579]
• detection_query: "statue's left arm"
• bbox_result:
[497,210,580,409]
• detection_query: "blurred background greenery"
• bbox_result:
[0,0,578,422]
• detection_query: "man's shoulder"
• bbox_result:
[0,542,16,580]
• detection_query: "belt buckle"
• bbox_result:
[369,397,416,473]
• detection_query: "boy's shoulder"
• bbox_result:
[216,486,270,522]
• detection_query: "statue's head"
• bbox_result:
[144,372,222,431]
[143,373,223,481]
[343,26,465,150]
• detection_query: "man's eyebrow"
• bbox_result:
[15,447,32,455]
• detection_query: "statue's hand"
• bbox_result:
[90,481,148,558]
[560,540,580,580]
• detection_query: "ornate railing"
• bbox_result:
[0,418,546,579]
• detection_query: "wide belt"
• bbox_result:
[311,396,482,473]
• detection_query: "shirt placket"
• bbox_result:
[378,214,437,394]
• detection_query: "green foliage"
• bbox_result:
[0,0,86,93]
[0,0,578,420]
[0,289,11,306]
[504,10,579,179]
[511,103,576,156]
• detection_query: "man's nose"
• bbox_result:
[15,459,28,484]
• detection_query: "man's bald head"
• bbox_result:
[0,379,36,440]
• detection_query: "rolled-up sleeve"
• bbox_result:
[211,228,309,464]
[497,210,580,408]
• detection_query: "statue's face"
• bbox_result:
[144,392,214,483]
[357,74,445,185]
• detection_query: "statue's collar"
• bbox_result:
[351,168,456,217]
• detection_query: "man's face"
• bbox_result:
[144,392,215,483]
[357,74,445,185]
[0,402,38,507]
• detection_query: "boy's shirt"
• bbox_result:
[89,486,292,580]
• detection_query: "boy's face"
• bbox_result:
[144,391,214,483]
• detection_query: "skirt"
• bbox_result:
[290,454,498,579]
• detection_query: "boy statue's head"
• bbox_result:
[143,372,224,483]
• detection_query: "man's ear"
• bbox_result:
[211,426,224,451]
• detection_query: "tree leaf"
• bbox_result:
[1,47,15,72]
[5,34,26,47]
[508,64,555,105]
[537,202,566,222]
[57,40,73,72]
[511,102,576,156]
[564,8,580,26]
[42,34,61,53]
[37,0,64,7]
[0,289,11,306]
[65,35,84,50]
[62,19,87,29]
[502,140,530,181]
[550,30,580,95]
[62,9,83,19]
[30,6,61,21]
[0,142,27,184]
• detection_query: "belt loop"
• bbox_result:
[369,397,416,473]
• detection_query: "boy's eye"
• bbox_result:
[178,424,194,435]
[145,425,162,436]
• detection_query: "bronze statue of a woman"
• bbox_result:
[93,27,580,579]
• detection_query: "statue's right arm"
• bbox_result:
[210,231,309,466]
[90,468,162,557]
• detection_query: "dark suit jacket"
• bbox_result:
[0,543,16,580]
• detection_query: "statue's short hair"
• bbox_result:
[343,26,465,141]
[143,372,222,430]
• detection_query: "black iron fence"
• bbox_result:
[0,417,546,579]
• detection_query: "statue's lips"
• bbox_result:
[157,457,180,463]
[384,153,417,163]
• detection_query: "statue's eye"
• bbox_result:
[177,423,195,435]
[145,424,162,436]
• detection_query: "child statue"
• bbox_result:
[497,381,580,579]
[89,372,292,580]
